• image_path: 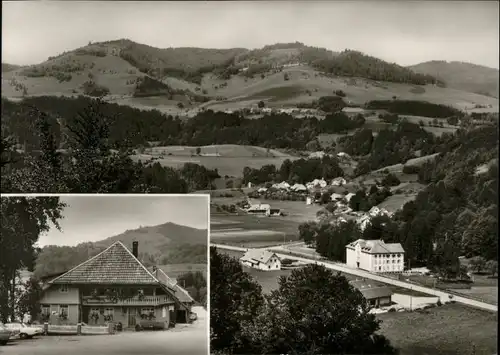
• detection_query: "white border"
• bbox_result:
[1,193,211,353]
[206,193,211,354]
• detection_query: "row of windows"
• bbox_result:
[373,254,402,258]
[41,305,68,315]
[374,259,402,264]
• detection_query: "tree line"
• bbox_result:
[1,99,219,193]
[242,155,344,185]
[365,100,462,118]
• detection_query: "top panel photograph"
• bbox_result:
[1,1,498,196]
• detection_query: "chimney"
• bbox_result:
[132,241,138,258]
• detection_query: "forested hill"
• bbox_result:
[34,222,208,279]
[5,40,440,87]
[409,60,499,98]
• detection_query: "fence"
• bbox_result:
[392,293,440,310]
[44,323,115,335]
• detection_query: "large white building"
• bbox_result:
[346,239,405,273]
[240,250,281,271]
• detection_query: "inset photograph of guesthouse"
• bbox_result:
[1,195,208,355]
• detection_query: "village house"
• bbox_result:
[39,241,193,329]
[346,239,405,273]
[272,181,291,190]
[349,279,393,307]
[240,250,282,271]
[246,203,271,215]
[306,178,328,190]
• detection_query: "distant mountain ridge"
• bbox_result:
[34,222,208,278]
[409,60,499,98]
[2,39,497,110]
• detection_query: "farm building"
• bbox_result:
[349,279,393,307]
[240,250,282,271]
[246,203,271,214]
[346,239,405,273]
[38,241,192,329]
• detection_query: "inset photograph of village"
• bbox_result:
[1,195,208,355]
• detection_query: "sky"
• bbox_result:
[37,195,209,247]
[2,1,499,68]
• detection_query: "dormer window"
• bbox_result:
[60,284,68,293]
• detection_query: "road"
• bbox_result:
[212,244,498,312]
[0,307,208,355]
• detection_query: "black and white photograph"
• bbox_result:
[0,195,209,355]
[1,1,499,355]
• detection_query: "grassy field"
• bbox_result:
[144,144,293,158]
[377,303,498,355]
[211,212,308,247]
[129,144,298,177]
[211,213,304,247]
[211,197,321,222]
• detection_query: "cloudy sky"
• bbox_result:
[2,1,499,68]
[37,195,209,247]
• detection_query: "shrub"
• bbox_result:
[335,89,346,97]
[81,80,110,97]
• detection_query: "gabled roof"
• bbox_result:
[50,242,160,285]
[346,239,405,254]
[148,267,195,304]
[350,279,393,300]
[240,249,278,264]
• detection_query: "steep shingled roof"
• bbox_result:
[148,267,195,304]
[50,242,160,285]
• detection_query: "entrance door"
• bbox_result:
[81,307,90,324]
[128,308,137,327]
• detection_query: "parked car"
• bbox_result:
[4,322,42,339]
[0,324,12,345]
[135,320,166,331]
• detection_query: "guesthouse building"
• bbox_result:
[240,250,281,271]
[346,239,405,273]
[39,241,193,328]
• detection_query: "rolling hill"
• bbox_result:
[2,40,498,113]
[409,61,499,98]
[2,63,22,73]
[33,222,208,278]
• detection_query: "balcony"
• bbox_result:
[82,295,171,306]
